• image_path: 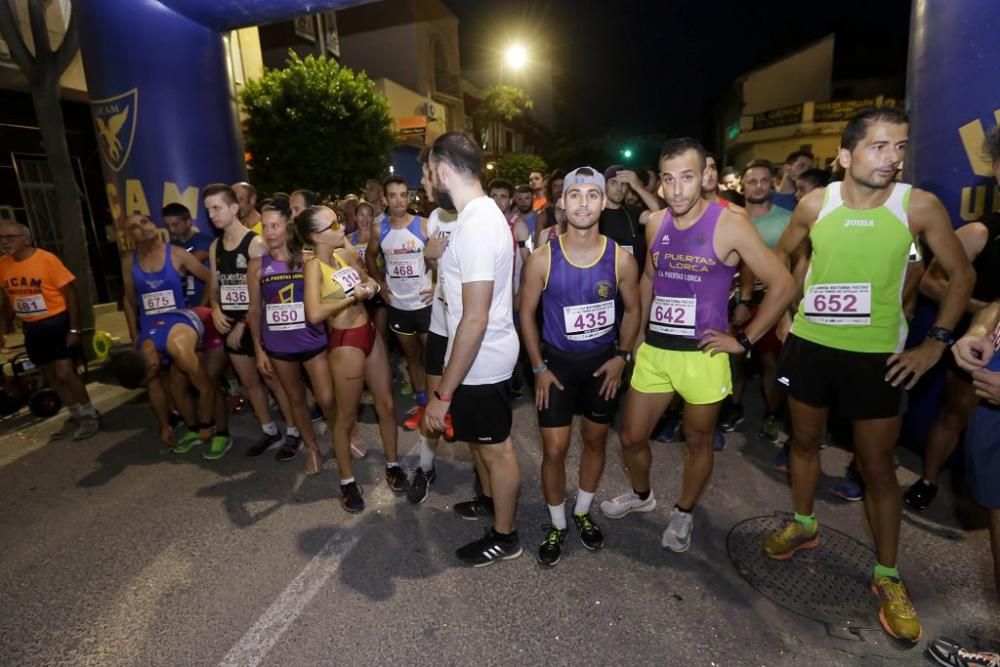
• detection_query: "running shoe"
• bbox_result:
[172,431,201,454]
[456,528,522,567]
[714,428,726,451]
[572,512,604,550]
[454,496,494,520]
[651,412,682,443]
[402,405,425,431]
[599,490,656,519]
[72,415,100,441]
[774,444,790,473]
[718,402,744,433]
[201,434,232,461]
[385,465,409,493]
[407,467,435,504]
[759,413,783,443]
[400,381,413,397]
[661,507,694,552]
[903,478,938,512]
[871,576,922,643]
[340,481,365,513]
[50,416,79,441]
[274,433,302,461]
[832,466,865,502]
[244,432,281,457]
[537,525,567,566]
[927,638,1000,667]
[762,520,820,560]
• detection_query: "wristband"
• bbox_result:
[69,328,82,334]
[433,389,452,402]
[926,326,952,344]
[736,331,753,353]
[532,363,548,375]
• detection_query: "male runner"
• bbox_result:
[763,107,974,643]
[205,183,297,460]
[364,177,388,226]
[290,189,321,220]
[114,307,227,453]
[600,138,795,552]
[366,175,433,430]
[772,150,814,210]
[514,184,540,238]
[232,181,263,234]
[163,203,212,307]
[0,221,99,440]
[600,165,662,262]
[423,132,521,566]
[795,168,830,202]
[488,179,531,304]
[529,169,547,212]
[520,167,640,566]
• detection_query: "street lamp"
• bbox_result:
[505,44,528,71]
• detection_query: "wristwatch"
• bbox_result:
[735,331,753,353]
[926,326,953,343]
[69,328,82,334]
[616,349,633,363]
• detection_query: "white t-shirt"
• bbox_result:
[428,207,458,337]
[440,196,518,385]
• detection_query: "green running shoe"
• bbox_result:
[172,431,202,454]
[759,414,784,443]
[201,435,232,461]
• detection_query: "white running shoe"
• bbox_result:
[661,507,693,552]
[599,490,656,519]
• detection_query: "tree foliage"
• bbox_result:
[471,84,533,154]
[240,53,395,196]
[495,153,547,186]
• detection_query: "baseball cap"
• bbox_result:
[563,166,606,193]
[603,164,626,181]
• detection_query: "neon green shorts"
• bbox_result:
[630,342,732,405]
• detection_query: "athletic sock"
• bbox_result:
[79,403,97,418]
[67,404,82,418]
[492,527,516,542]
[416,390,428,407]
[340,477,355,486]
[286,425,300,438]
[418,435,436,470]
[262,422,278,437]
[548,503,567,530]
[873,562,900,580]
[574,490,595,515]
[793,512,818,534]
[635,489,651,501]
[386,461,400,469]
[674,504,692,514]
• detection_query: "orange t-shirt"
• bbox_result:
[0,249,76,322]
[532,195,548,212]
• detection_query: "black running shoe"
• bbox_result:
[385,465,409,493]
[573,512,604,550]
[340,482,365,513]
[454,496,494,520]
[245,432,282,457]
[718,402,744,433]
[407,467,435,504]
[456,528,522,567]
[537,525,567,566]
[274,434,302,461]
[904,478,939,512]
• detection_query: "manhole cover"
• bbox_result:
[727,514,880,632]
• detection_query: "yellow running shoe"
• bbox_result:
[762,520,820,560]
[871,576,922,643]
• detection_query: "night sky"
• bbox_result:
[446,0,911,157]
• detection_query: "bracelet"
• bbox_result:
[532,363,548,375]
[735,331,753,353]
[433,389,452,402]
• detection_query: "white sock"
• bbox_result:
[574,490,595,516]
[386,461,400,469]
[262,422,278,436]
[286,425,300,438]
[340,476,355,486]
[67,404,82,418]
[418,435,437,470]
[548,502,567,530]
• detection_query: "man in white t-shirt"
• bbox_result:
[424,132,522,566]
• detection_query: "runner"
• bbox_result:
[408,149,458,503]
[529,169,547,212]
[601,165,662,263]
[772,149,814,210]
[519,166,640,566]
[289,189,321,220]
[423,132,521,566]
[514,184,540,238]
[163,203,213,307]
[0,221,100,440]
[363,177,388,226]
[247,198,333,475]
[353,201,389,355]
[763,107,975,644]
[205,183,297,461]
[904,124,1000,512]
[535,170,567,240]
[795,168,830,202]
[600,137,795,552]
[113,307,227,452]
[366,176,433,432]
[488,178,531,305]
[298,204,408,511]
[232,181,263,234]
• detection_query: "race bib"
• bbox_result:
[803,283,871,326]
[563,300,615,341]
[265,302,305,331]
[332,267,362,295]
[650,295,696,336]
[220,284,250,311]
[13,294,47,318]
[386,255,422,281]
[141,289,177,315]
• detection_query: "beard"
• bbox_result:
[745,194,770,205]
[433,187,455,212]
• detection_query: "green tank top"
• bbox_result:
[791,181,913,353]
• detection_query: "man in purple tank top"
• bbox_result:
[520,167,640,567]
[600,138,795,552]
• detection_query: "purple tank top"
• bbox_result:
[647,202,735,350]
[259,255,327,354]
[542,236,618,355]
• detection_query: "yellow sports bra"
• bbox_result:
[315,253,363,302]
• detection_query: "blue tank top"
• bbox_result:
[139,308,204,366]
[541,235,619,354]
[132,248,186,324]
[259,255,328,354]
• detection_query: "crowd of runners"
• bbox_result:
[2,109,998,664]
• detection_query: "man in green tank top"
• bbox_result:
[762,107,974,644]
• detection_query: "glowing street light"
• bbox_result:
[505,44,528,70]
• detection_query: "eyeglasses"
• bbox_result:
[318,219,342,233]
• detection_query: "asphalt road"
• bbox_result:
[0,382,996,666]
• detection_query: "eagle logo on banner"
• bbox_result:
[91,88,138,172]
